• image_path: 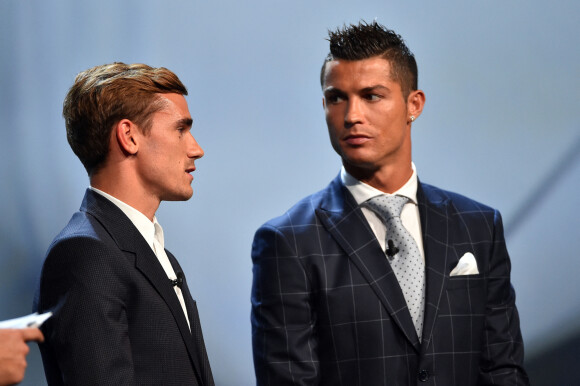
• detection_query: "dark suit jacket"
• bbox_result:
[34,189,214,386]
[251,176,528,385]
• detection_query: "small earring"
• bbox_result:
[410,116,415,122]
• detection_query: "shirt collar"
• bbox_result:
[340,162,419,206]
[89,187,161,250]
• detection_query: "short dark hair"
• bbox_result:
[320,21,418,98]
[63,62,188,176]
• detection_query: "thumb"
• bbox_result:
[20,328,44,343]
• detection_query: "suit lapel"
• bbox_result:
[81,190,206,384]
[133,246,205,385]
[417,182,451,350]
[167,252,213,386]
[315,177,421,352]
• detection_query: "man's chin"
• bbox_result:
[162,190,194,202]
[342,158,378,173]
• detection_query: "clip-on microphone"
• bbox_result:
[170,272,184,289]
[385,239,399,260]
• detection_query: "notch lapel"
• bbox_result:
[417,183,451,350]
[315,177,421,351]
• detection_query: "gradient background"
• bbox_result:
[1,1,578,385]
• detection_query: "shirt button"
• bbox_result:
[418,369,430,382]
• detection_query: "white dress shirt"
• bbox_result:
[340,163,425,261]
[89,187,190,329]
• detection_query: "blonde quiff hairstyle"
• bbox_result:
[63,62,188,176]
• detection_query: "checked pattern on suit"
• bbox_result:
[251,176,528,385]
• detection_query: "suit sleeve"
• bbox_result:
[251,224,320,386]
[36,236,136,385]
[478,210,529,385]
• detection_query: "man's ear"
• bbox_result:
[407,89,426,122]
[115,119,139,155]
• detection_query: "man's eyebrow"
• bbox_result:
[323,86,345,95]
[176,117,193,127]
[361,85,390,92]
[323,85,390,94]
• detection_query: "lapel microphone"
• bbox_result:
[386,239,399,259]
[170,272,184,289]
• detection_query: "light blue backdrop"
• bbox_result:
[1,1,578,385]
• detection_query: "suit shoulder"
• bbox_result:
[421,182,497,214]
[44,210,125,270]
[48,210,111,249]
[259,185,329,231]
[38,211,131,303]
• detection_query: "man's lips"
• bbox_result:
[344,134,371,145]
[186,166,196,180]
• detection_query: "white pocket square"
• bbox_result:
[450,252,479,276]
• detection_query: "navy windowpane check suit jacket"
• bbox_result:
[251,175,528,385]
[34,189,214,386]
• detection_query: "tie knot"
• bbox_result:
[365,194,408,221]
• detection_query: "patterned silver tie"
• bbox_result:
[365,194,425,341]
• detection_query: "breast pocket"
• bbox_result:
[445,274,485,315]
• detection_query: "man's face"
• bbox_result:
[322,56,414,179]
[136,93,204,202]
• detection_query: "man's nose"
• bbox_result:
[187,133,204,159]
[344,98,363,127]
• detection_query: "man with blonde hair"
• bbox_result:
[34,62,214,385]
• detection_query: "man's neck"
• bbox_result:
[344,162,413,194]
[90,174,159,222]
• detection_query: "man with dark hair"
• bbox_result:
[34,62,214,385]
[251,22,528,385]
